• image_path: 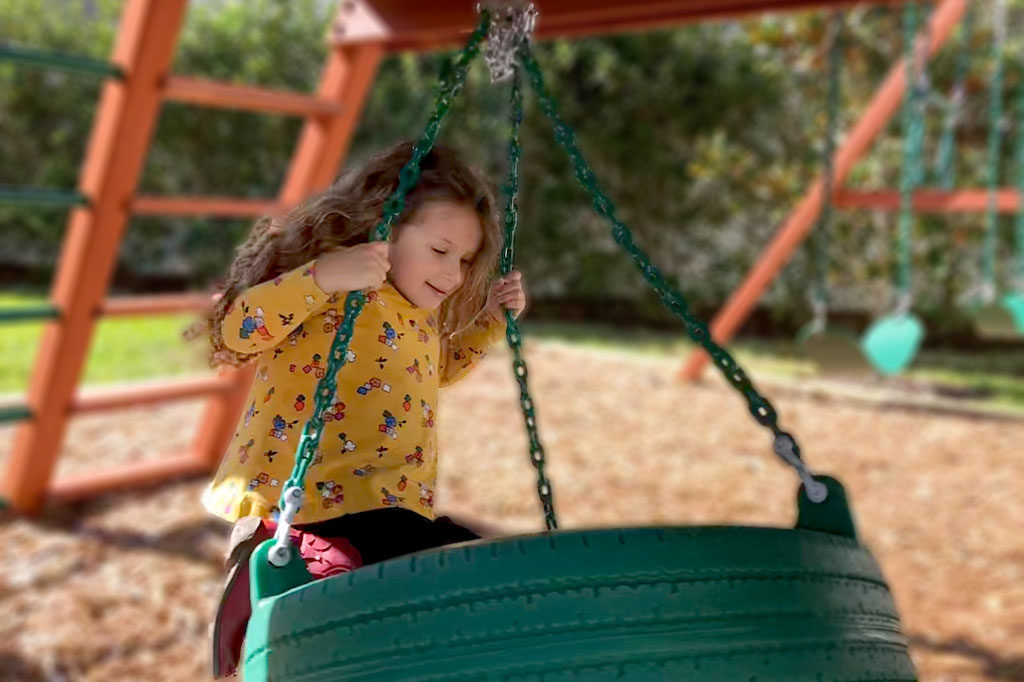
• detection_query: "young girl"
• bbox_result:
[200,141,526,678]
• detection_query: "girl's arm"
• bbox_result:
[221,259,330,354]
[439,309,508,387]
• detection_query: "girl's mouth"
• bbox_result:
[427,283,446,296]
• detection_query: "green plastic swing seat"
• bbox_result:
[241,477,917,682]
[860,313,924,376]
[973,294,1024,339]
[797,325,874,375]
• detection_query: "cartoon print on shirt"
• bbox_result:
[239,304,273,341]
[378,409,406,440]
[263,449,278,464]
[425,354,435,377]
[380,486,404,507]
[402,394,412,412]
[262,387,275,404]
[238,438,255,464]
[356,377,392,396]
[406,358,423,383]
[316,480,344,508]
[353,463,376,477]
[322,401,346,422]
[397,475,408,492]
[338,432,356,453]
[286,323,308,347]
[374,356,387,370]
[269,414,300,441]
[257,366,269,383]
[303,353,326,378]
[278,312,294,327]
[419,483,434,509]
[405,446,424,467]
[294,394,306,411]
[378,321,401,351]
[420,400,435,428]
[323,308,340,333]
[244,401,259,427]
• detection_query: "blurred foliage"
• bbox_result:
[3,0,1024,341]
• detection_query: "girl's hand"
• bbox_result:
[487,270,526,320]
[312,242,390,294]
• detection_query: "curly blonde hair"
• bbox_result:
[192,140,504,368]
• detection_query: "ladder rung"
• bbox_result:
[132,196,279,217]
[0,43,123,78]
[71,376,236,414]
[163,76,344,117]
[0,186,87,207]
[49,452,210,502]
[0,404,32,424]
[0,305,60,324]
[100,293,215,317]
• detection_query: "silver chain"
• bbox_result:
[479,1,538,83]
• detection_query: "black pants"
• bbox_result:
[295,507,481,566]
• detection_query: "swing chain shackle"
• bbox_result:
[479,1,538,83]
[269,486,305,567]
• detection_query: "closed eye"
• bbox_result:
[432,248,447,255]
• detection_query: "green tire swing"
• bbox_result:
[861,2,931,376]
[797,12,873,375]
[241,6,918,681]
[970,0,1024,339]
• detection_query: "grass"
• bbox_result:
[2,292,1022,411]
[0,292,210,396]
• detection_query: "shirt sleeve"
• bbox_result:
[221,259,330,354]
[439,308,508,387]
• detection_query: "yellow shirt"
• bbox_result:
[201,259,506,525]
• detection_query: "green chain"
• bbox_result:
[811,12,844,316]
[1016,65,1024,289]
[983,0,1007,301]
[932,0,974,189]
[896,2,929,305]
[278,13,490,508]
[519,42,823,495]
[499,64,558,530]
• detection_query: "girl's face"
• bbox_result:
[388,199,483,310]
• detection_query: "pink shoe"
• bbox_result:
[210,517,362,678]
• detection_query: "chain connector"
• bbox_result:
[479,1,537,83]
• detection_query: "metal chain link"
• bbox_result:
[1016,56,1024,291]
[982,0,1008,303]
[519,42,827,502]
[932,0,974,189]
[810,11,844,323]
[268,13,490,561]
[896,2,931,307]
[499,64,558,530]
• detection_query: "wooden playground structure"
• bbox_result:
[3,0,1011,516]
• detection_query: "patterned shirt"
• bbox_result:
[201,258,506,524]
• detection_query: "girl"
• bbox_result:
[200,141,526,678]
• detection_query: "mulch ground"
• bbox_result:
[1,340,1021,681]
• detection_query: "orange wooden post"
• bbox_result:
[2,0,190,514]
[190,42,386,472]
[679,0,969,380]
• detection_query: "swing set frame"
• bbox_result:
[0,0,992,515]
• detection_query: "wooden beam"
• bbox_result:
[100,293,214,316]
[3,0,190,515]
[679,0,968,380]
[49,453,209,503]
[71,376,236,414]
[132,195,280,217]
[332,0,920,52]
[163,76,344,117]
[834,188,1022,213]
[278,44,385,204]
